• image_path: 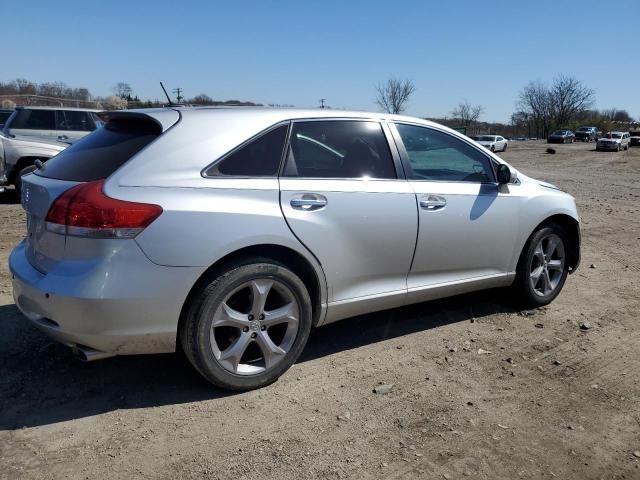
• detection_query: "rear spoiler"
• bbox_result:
[97,109,180,132]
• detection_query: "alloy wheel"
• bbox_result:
[210,278,300,375]
[529,233,565,297]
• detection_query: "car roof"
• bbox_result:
[124,106,459,132]
[607,131,625,135]
[15,106,100,112]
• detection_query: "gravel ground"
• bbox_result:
[1,141,639,479]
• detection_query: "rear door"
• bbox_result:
[391,122,520,294]
[279,119,417,313]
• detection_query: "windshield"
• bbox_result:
[552,131,566,135]
[577,127,591,132]
[605,133,622,139]
[476,136,496,141]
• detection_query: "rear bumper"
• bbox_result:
[9,239,204,355]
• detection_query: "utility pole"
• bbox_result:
[319,98,326,109]
[173,87,183,103]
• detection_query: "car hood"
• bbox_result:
[476,140,495,146]
[599,137,621,143]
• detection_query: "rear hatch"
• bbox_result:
[21,112,173,273]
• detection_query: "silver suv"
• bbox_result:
[3,106,101,142]
[10,108,581,390]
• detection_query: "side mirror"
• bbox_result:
[496,163,513,184]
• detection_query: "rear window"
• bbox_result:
[36,119,160,181]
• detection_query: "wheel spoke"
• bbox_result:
[262,302,298,328]
[547,259,563,271]
[530,266,544,282]
[213,303,249,329]
[218,332,252,372]
[545,236,560,257]
[533,241,544,262]
[254,331,286,369]
[249,279,273,317]
[541,270,552,295]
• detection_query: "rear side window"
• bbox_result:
[205,124,288,177]
[284,121,396,179]
[36,119,160,181]
[57,111,96,131]
[9,109,56,130]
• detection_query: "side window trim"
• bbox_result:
[280,118,400,180]
[390,121,497,184]
[201,121,291,178]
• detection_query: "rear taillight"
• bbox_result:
[45,180,162,239]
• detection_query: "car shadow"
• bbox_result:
[0,289,517,430]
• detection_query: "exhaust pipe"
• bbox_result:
[72,345,116,362]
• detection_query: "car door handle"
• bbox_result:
[419,195,446,211]
[290,194,328,211]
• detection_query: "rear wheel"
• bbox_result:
[180,260,312,390]
[14,164,37,199]
[513,225,569,308]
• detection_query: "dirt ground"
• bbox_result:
[1,141,639,480]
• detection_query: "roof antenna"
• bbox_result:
[160,81,173,106]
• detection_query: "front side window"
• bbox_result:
[57,111,96,131]
[395,123,494,183]
[284,120,396,179]
[206,124,288,177]
[9,109,55,130]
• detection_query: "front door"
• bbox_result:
[279,119,417,319]
[391,122,520,295]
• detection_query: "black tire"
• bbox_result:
[180,259,312,391]
[502,143,508,152]
[490,145,495,152]
[513,224,570,309]
[14,165,37,199]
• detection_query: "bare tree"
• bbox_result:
[190,94,213,105]
[375,78,416,114]
[114,82,133,99]
[550,75,594,127]
[451,99,484,127]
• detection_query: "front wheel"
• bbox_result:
[180,260,312,391]
[513,225,569,308]
[502,143,508,152]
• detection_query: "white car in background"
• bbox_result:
[596,132,630,152]
[472,135,508,152]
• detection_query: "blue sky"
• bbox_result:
[3,0,637,122]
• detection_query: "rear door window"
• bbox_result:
[56,111,96,131]
[284,120,396,179]
[36,119,160,181]
[9,109,56,130]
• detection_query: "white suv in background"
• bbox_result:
[3,106,101,142]
[596,132,630,152]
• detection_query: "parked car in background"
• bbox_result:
[10,107,581,391]
[0,109,13,128]
[574,126,600,142]
[472,135,508,152]
[3,106,101,142]
[629,131,640,147]
[0,131,68,197]
[596,132,630,151]
[547,130,576,144]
